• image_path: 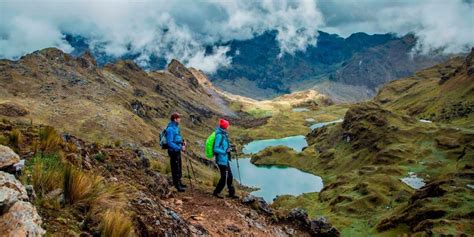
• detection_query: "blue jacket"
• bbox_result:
[214,127,230,166]
[166,121,183,152]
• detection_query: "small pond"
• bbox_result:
[401,172,426,189]
[230,158,323,203]
[292,108,310,112]
[309,119,343,130]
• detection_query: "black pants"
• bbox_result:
[168,150,182,188]
[213,164,235,196]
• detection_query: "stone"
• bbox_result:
[0,171,28,213]
[0,201,45,236]
[285,208,340,237]
[0,145,20,169]
[242,194,273,214]
[25,185,37,202]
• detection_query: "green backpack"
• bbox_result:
[205,131,224,159]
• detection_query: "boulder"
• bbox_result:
[0,171,28,213]
[0,145,20,169]
[285,208,340,237]
[0,201,45,236]
[242,195,273,215]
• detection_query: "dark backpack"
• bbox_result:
[159,126,169,149]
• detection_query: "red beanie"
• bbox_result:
[219,119,230,130]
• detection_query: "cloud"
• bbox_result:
[0,0,472,73]
[318,0,474,54]
[0,0,324,73]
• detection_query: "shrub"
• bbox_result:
[38,126,62,155]
[28,155,64,196]
[114,140,121,147]
[93,152,106,162]
[99,209,135,237]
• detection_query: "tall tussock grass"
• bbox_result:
[99,209,136,237]
[38,126,63,155]
[8,128,23,150]
[28,155,64,196]
[63,165,126,214]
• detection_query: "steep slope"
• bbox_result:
[248,52,474,236]
[376,48,474,127]
[0,48,232,146]
[0,48,325,236]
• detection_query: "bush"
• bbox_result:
[114,140,121,147]
[28,155,64,196]
[93,152,106,162]
[99,209,135,237]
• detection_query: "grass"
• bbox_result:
[8,128,23,150]
[99,209,136,237]
[38,126,63,155]
[26,154,65,196]
[63,165,126,215]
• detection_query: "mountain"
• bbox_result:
[64,31,450,101]
[211,31,449,100]
[0,48,230,145]
[246,50,474,235]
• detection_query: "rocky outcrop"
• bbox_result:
[284,208,340,237]
[0,145,20,170]
[0,102,29,117]
[0,147,45,236]
[167,59,200,88]
[242,195,273,215]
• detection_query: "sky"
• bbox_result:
[0,0,473,73]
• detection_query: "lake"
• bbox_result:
[230,158,323,203]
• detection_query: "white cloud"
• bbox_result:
[319,0,474,54]
[0,0,472,73]
[0,0,324,73]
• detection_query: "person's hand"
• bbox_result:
[182,145,186,152]
[226,147,231,153]
[183,140,187,146]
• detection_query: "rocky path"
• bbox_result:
[163,187,303,236]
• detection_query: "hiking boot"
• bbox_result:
[227,194,239,199]
[179,182,188,188]
[213,193,224,199]
[176,186,186,192]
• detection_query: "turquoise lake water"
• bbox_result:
[231,135,323,203]
[229,158,323,203]
[309,119,343,130]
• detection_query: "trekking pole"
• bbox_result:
[233,144,243,185]
[184,140,197,181]
[186,152,197,181]
[184,154,194,191]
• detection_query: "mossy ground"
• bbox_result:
[244,101,474,236]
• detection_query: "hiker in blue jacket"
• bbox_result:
[166,112,186,192]
[213,119,238,199]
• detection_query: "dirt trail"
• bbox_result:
[163,187,303,236]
